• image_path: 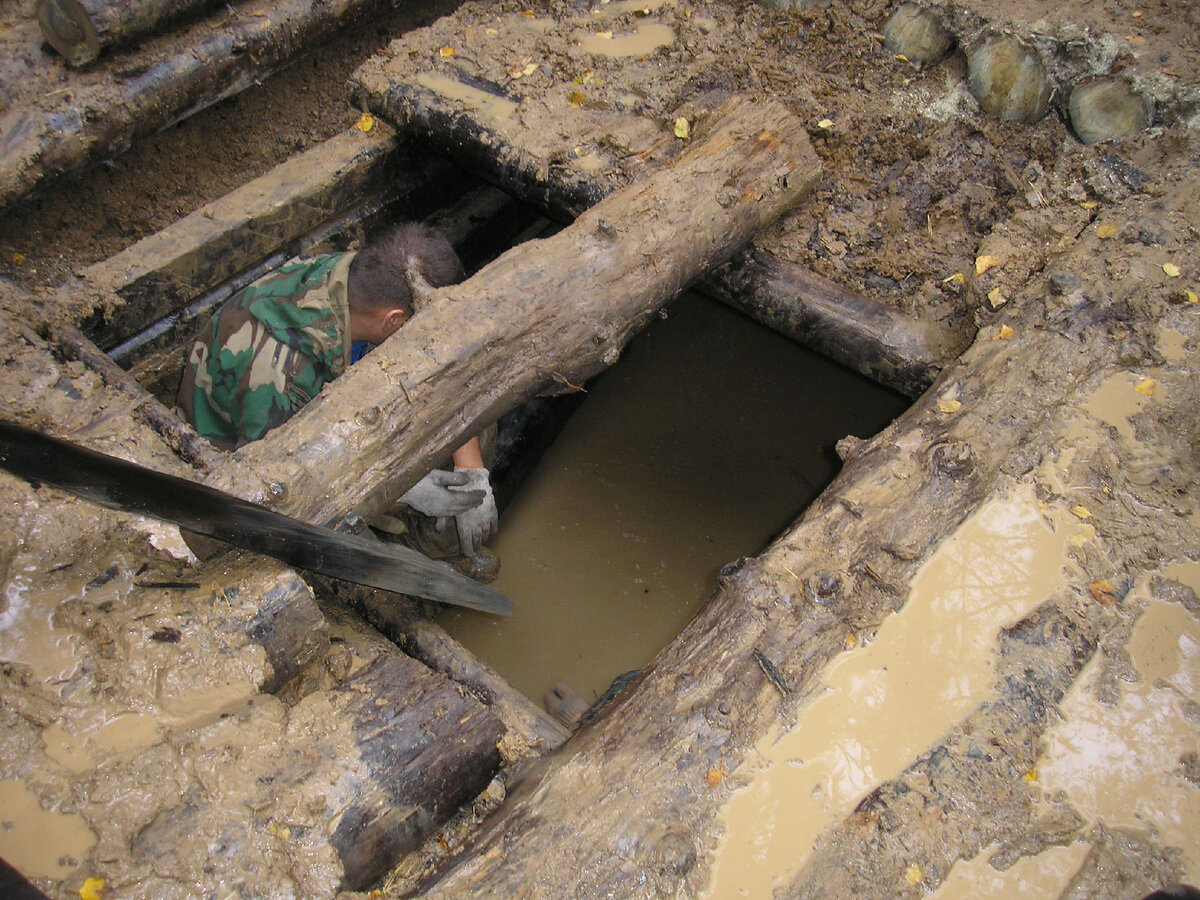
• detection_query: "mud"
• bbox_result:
[0,0,1198,897]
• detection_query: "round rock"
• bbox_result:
[967,32,1051,124]
[883,4,953,65]
[1069,78,1151,144]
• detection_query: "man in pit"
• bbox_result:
[176,221,499,574]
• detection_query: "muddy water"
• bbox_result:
[440,292,908,706]
[704,483,1080,898]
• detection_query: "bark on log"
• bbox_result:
[328,652,505,890]
[199,97,821,530]
[702,249,972,398]
[37,0,222,66]
[324,580,570,756]
[409,285,1127,900]
[1,0,413,209]
[351,64,965,398]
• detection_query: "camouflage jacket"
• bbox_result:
[177,252,356,450]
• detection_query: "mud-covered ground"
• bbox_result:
[0,0,1198,898]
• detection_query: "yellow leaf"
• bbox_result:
[816,118,833,129]
[1096,223,1118,239]
[1069,523,1096,547]
[523,62,538,76]
[1071,505,1092,519]
[1023,767,1039,782]
[1134,377,1156,396]
[844,632,858,650]
[438,45,455,57]
[79,878,105,900]
[988,287,1007,309]
[894,53,909,62]
[596,30,613,39]
[1162,262,1181,278]
[938,396,961,415]
[1079,200,1098,210]
[485,27,498,34]
[1186,289,1198,304]
[356,112,374,133]
[674,117,689,139]
[706,767,727,786]
[522,9,536,17]
[569,90,586,107]
[942,272,964,284]
[1089,580,1117,604]
[11,250,25,264]
[996,324,1013,340]
[975,254,1000,275]
[905,864,923,886]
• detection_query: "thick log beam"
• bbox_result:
[0,0,416,209]
[701,248,972,399]
[37,0,221,66]
[201,97,822,529]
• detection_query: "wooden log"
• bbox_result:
[0,0,418,209]
[323,580,570,756]
[200,96,821,530]
[701,249,971,399]
[327,652,505,890]
[37,0,222,66]
[408,285,1128,900]
[350,61,966,398]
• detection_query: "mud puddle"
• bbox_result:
[439,291,909,708]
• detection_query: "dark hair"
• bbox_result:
[347,222,465,313]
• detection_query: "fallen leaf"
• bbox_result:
[438,45,455,57]
[674,117,689,139]
[524,62,538,76]
[11,251,25,264]
[1071,505,1092,519]
[844,632,858,650]
[1023,767,1039,783]
[905,864,923,886]
[996,324,1013,340]
[937,396,961,415]
[1134,377,1156,396]
[356,112,374,133]
[596,30,613,39]
[988,287,1007,308]
[1186,289,1198,304]
[1096,223,1118,239]
[1163,262,1181,278]
[1069,523,1096,547]
[1079,200,1098,210]
[942,271,964,284]
[79,878,105,900]
[522,9,536,17]
[1089,580,1117,604]
[894,53,909,62]
[816,118,833,129]
[975,254,1000,275]
[569,90,586,107]
[706,767,727,786]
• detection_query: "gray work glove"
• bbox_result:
[445,467,498,557]
[399,469,484,518]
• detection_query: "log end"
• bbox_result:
[36,0,100,66]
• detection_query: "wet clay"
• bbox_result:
[1038,564,1200,885]
[441,292,907,705]
[704,483,1078,898]
[576,23,676,58]
[0,779,96,881]
[931,841,1093,900]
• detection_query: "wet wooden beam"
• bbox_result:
[0,0,419,209]
[37,0,221,66]
[200,96,821,530]
[350,58,966,397]
[702,249,971,398]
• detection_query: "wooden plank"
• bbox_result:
[37,0,223,66]
[199,96,821,530]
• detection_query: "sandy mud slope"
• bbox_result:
[0,0,1197,898]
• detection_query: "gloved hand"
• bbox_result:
[447,467,498,557]
[399,469,484,518]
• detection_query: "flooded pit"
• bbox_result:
[439,290,909,708]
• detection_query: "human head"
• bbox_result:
[346,222,465,343]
